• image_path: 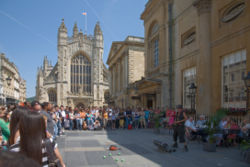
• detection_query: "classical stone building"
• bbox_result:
[107,36,145,108]
[0,53,26,105]
[36,20,109,107]
[139,0,249,114]
[19,79,26,102]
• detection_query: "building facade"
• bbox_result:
[36,20,109,107]
[107,36,145,108]
[0,53,26,105]
[139,0,250,114]
[19,79,26,102]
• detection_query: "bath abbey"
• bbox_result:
[36,19,109,107]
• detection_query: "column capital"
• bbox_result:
[193,0,212,15]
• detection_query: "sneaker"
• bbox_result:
[172,143,178,148]
[184,145,188,152]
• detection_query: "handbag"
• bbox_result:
[44,139,62,167]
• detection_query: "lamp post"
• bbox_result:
[189,83,197,113]
[6,76,12,86]
[244,72,250,111]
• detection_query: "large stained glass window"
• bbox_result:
[71,55,91,95]
[222,50,246,108]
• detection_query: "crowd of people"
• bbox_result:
[0,101,249,165]
[0,102,66,167]
[39,105,155,134]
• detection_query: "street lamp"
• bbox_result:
[244,72,250,111]
[189,83,197,113]
[6,76,12,86]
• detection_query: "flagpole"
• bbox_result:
[85,13,87,34]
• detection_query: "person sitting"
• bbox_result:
[196,115,207,129]
[185,117,207,142]
[240,119,250,138]
[83,121,88,130]
[185,117,197,140]
[227,120,240,146]
[219,117,228,130]
[94,120,102,130]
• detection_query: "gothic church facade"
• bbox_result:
[36,19,109,107]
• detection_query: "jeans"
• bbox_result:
[125,117,129,128]
[145,118,149,128]
[87,119,93,126]
[57,120,61,135]
[134,120,139,129]
[54,123,58,139]
[76,119,81,130]
[69,119,73,130]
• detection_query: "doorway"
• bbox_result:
[147,99,153,109]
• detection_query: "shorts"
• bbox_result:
[119,119,124,127]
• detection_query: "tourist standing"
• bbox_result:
[103,109,108,129]
[60,106,66,135]
[41,102,55,138]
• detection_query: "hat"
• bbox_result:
[31,101,40,107]
[176,104,183,109]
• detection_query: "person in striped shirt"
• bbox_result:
[9,109,65,167]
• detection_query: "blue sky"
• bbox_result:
[0,0,147,98]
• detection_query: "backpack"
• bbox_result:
[44,139,61,167]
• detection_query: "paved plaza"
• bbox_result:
[57,129,248,167]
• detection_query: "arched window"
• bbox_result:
[71,54,91,95]
[48,89,57,104]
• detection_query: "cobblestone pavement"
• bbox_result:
[57,129,248,167]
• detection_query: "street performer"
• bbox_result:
[172,105,188,151]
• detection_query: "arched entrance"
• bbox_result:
[76,103,85,109]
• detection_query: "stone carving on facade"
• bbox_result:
[221,2,245,23]
[193,0,212,15]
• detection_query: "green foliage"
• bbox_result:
[206,109,227,143]
[153,113,161,128]
[240,140,250,151]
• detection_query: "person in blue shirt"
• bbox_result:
[144,108,150,128]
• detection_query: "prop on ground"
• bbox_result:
[153,140,176,153]
[103,145,125,162]
[109,145,121,151]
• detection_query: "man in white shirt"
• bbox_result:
[60,105,66,135]
[185,117,197,132]
[185,116,208,142]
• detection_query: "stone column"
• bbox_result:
[194,0,212,115]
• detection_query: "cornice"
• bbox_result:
[193,0,212,15]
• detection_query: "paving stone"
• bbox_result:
[121,144,152,155]
[66,141,81,147]
[58,129,249,167]
[80,140,101,147]
[65,151,88,166]
[85,151,117,166]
